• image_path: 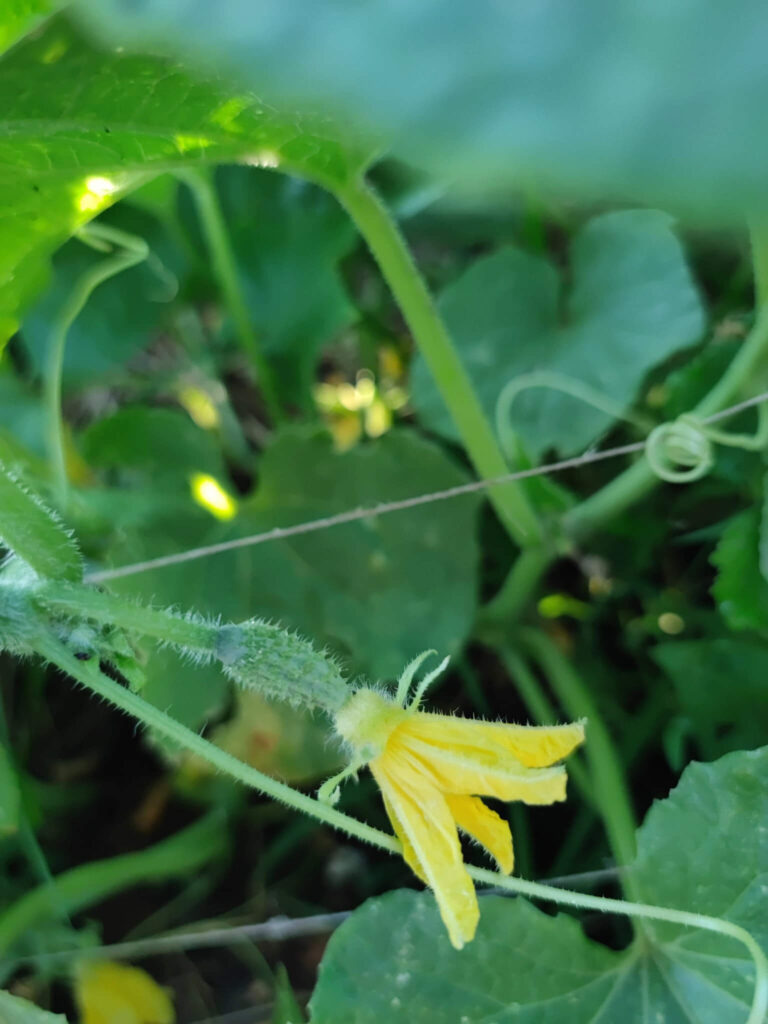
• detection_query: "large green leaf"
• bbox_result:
[310,746,768,1022]
[105,428,480,679]
[0,17,373,343]
[653,638,768,759]
[712,506,768,632]
[411,211,704,458]
[77,0,768,217]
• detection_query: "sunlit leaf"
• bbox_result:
[0,17,373,342]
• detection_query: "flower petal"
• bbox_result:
[396,734,569,804]
[381,791,427,883]
[372,764,479,950]
[401,713,585,768]
[445,794,514,874]
[75,961,174,1024]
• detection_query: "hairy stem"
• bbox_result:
[37,633,397,856]
[34,582,218,653]
[37,634,766,1021]
[336,177,542,547]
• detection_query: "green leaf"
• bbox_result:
[310,746,768,1023]
[105,428,480,679]
[0,17,374,343]
[272,963,307,1024]
[0,990,66,1024]
[76,0,768,216]
[412,211,704,458]
[79,407,227,485]
[712,507,768,632]
[182,166,356,407]
[0,1,57,56]
[0,462,81,581]
[653,638,768,758]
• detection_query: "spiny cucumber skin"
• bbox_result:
[217,620,350,713]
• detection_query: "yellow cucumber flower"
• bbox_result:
[74,960,175,1024]
[327,652,585,950]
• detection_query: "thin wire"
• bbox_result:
[8,867,619,969]
[84,392,768,584]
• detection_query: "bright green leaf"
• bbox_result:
[76,0,768,216]
[653,638,768,758]
[311,746,768,1023]
[0,1,57,56]
[0,462,81,581]
[0,17,374,343]
[412,211,704,458]
[0,989,67,1024]
[712,506,768,632]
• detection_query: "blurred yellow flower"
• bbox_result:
[75,961,174,1024]
[331,653,585,950]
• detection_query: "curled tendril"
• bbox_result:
[646,405,768,483]
[495,370,768,486]
[645,415,715,482]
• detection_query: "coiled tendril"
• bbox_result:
[495,373,768,485]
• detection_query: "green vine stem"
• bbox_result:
[45,223,149,511]
[175,167,283,425]
[35,632,767,1024]
[519,628,642,904]
[0,812,227,955]
[335,177,543,548]
[34,582,218,653]
[35,632,397,855]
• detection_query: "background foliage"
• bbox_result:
[1,3,768,1022]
